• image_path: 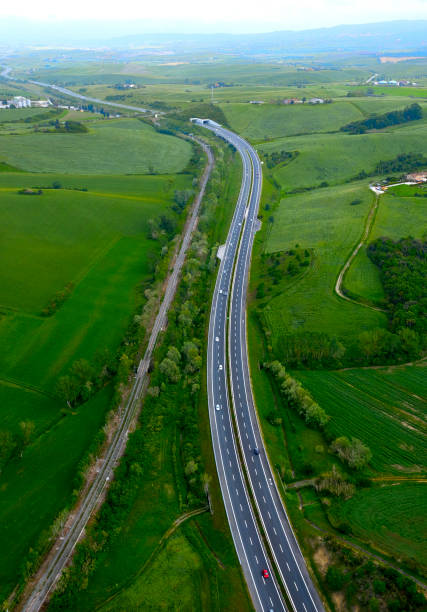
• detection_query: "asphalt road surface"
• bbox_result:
[200,119,324,612]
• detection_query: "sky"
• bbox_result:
[1,0,427,32]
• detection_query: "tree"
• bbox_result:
[330,436,372,469]
[166,346,181,364]
[56,375,79,407]
[159,358,180,383]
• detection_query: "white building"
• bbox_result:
[32,99,52,108]
[8,96,31,108]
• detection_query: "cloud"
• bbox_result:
[0,0,426,30]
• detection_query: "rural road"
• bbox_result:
[199,119,324,612]
[20,137,214,612]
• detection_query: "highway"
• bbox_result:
[200,119,324,612]
[1,66,152,114]
[20,137,213,612]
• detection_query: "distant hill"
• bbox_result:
[0,19,426,55]
[108,21,427,55]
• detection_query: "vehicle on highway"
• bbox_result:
[219,364,223,370]
[253,447,260,455]
[215,336,219,342]
[216,404,221,411]
[262,569,270,579]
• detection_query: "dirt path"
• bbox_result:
[334,193,385,313]
[95,506,209,610]
[307,518,427,591]
[336,356,427,372]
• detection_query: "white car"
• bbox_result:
[219,364,223,371]
[215,336,219,342]
[216,404,221,411]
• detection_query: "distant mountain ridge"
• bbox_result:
[0,19,426,55]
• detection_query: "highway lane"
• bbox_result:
[229,144,325,612]
[21,137,213,612]
[203,121,286,612]
[200,120,324,612]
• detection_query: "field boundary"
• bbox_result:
[305,517,427,591]
[335,191,386,312]
[94,506,209,611]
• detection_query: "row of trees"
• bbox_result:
[375,152,427,175]
[41,282,74,317]
[265,361,330,428]
[43,119,89,133]
[341,103,422,134]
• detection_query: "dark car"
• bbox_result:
[253,447,259,455]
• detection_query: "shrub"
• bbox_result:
[326,566,346,590]
[330,436,372,469]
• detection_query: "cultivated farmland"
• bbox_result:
[329,483,427,571]
[296,365,427,475]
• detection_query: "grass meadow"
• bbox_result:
[329,483,427,570]
[0,108,48,122]
[259,118,427,189]
[0,387,113,600]
[345,188,427,303]
[220,101,363,141]
[262,182,386,344]
[0,118,192,174]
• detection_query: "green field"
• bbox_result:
[101,529,208,611]
[263,182,386,344]
[0,118,191,174]
[221,101,363,141]
[0,174,191,392]
[296,365,427,474]
[329,483,427,570]
[0,131,193,600]
[0,107,47,122]
[0,386,112,600]
[345,188,427,303]
[259,120,427,189]
[0,175,188,314]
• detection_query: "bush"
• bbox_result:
[330,436,372,469]
[326,566,346,590]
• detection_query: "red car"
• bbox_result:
[262,569,270,579]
